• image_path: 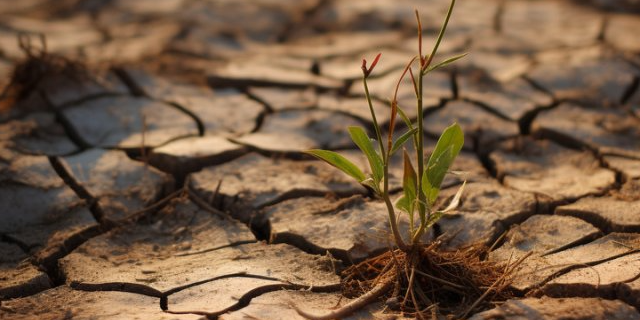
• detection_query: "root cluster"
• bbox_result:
[340,242,518,319]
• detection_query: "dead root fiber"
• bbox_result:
[0,33,93,112]
[297,241,529,320]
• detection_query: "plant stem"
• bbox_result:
[362,76,386,160]
[412,0,457,244]
[382,190,408,251]
[412,10,428,246]
[383,144,408,250]
[413,66,426,245]
[363,75,407,251]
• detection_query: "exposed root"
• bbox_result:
[296,241,522,319]
[458,251,531,319]
[294,280,394,320]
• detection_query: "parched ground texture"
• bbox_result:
[1,0,640,319]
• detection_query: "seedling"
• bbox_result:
[307,5,464,258]
[300,0,516,318]
[306,10,466,253]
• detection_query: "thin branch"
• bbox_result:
[413,269,467,290]
[116,188,185,223]
[188,188,228,219]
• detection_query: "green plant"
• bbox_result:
[305,1,466,252]
[294,1,516,319]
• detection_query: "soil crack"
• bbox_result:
[173,240,259,257]
[0,233,32,254]
[48,156,106,224]
[41,92,94,150]
[70,281,163,298]
[111,67,205,136]
[166,282,341,319]
[529,245,640,293]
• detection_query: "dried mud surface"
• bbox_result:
[1,0,640,319]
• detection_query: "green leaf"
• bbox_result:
[423,53,468,74]
[305,149,366,182]
[396,106,414,130]
[395,195,411,213]
[441,180,466,213]
[390,128,419,155]
[348,126,384,184]
[402,150,418,215]
[421,123,464,206]
[425,211,446,229]
[361,177,380,193]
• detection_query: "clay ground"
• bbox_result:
[1,0,640,319]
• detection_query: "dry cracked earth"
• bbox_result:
[1,0,640,319]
